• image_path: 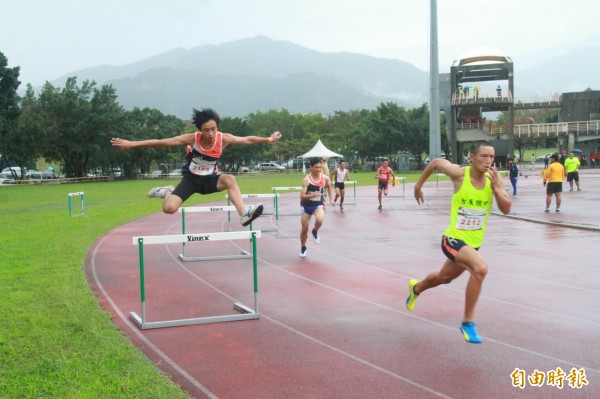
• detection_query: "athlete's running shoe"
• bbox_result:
[544,208,550,213]
[460,322,482,343]
[378,205,382,210]
[299,246,307,258]
[147,186,174,199]
[312,229,320,244]
[240,204,264,226]
[405,279,419,311]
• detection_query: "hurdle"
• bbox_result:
[226,193,279,232]
[271,186,302,218]
[338,180,358,205]
[390,177,406,197]
[68,192,85,217]
[435,173,447,190]
[129,230,261,330]
[178,205,255,261]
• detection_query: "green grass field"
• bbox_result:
[0,171,428,398]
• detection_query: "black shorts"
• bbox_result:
[378,181,389,190]
[335,182,345,190]
[546,182,562,194]
[441,235,478,262]
[172,173,220,202]
[567,171,579,182]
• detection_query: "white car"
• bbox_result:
[537,153,554,162]
[257,162,285,172]
[168,169,183,177]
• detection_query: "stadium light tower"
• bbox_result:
[429,0,442,160]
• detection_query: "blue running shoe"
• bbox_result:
[460,322,482,343]
[405,279,419,311]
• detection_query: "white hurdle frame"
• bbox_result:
[390,177,406,197]
[178,205,254,261]
[129,230,261,330]
[271,186,302,218]
[68,192,85,216]
[225,193,279,232]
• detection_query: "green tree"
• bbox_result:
[37,78,125,177]
[219,116,256,171]
[0,52,23,176]
[116,107,185,176]
[12,85,43,175]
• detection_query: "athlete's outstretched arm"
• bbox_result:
[111,133,194,150]
[223,131,282,146]
[414,159,462,205]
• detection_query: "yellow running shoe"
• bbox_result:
[405,279,419,311]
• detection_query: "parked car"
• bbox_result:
[26,171,58,183]
[168,168,183,177]
[256,162,285,172]
[287,159,311,169]
[0,172,16,185]
[2,166,25,178]
[148,170,163,178]
[238,166,250,173]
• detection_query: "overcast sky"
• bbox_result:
[2,0,599,87]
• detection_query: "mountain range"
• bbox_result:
[49,36,599,118]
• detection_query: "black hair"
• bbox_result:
[550,153,559,161]
[309,157,322,166]
[470,140,494,154]
[192,108,220,129]
[507,157,514,161]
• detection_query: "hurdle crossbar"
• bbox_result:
[225,194,279,232]
[178,205,254,261]
[435,173,447,190]
[390,177,406,196]
[129,230,261,329]
[335,180,357,205]
[68,192,85,217]
[271,186,303,217]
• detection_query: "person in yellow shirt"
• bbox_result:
[564,152,581,191]
[407,141,511,344]
[543,153,566,212]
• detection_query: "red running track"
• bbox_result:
[86,173,600,398]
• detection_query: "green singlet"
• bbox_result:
[443,166,493,248]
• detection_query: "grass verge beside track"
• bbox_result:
[0,172,422,398]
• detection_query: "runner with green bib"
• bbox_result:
[406,141,511,343]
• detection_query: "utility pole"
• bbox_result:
[429,0,442,160]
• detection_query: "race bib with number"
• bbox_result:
[189,157,217,176]
[455,207,486,230]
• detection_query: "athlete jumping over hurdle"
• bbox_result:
[111,108,282,226]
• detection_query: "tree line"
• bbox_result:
[1,52,443,178]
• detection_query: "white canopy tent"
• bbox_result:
[299,139,343,159]
[299,139,343,173]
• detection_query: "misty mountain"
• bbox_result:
[50,36,599,118]
[515,44,600,97]
[52,36,427,118]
